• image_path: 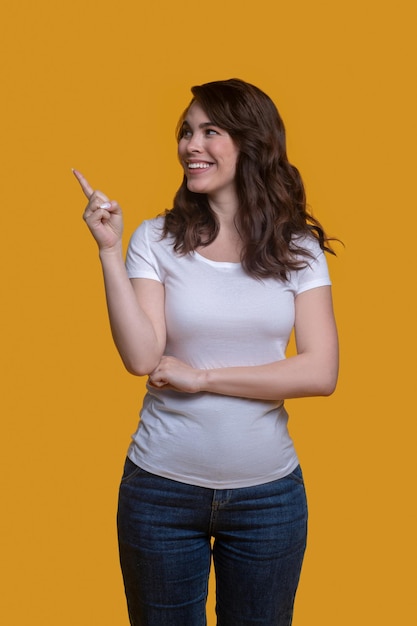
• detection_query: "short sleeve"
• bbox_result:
[125,220,162,282]
[290,237,332,296]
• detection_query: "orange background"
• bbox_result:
[1,0,416,624]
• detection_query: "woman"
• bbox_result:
[74,78,338,626]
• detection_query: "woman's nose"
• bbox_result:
[186,132,203,152]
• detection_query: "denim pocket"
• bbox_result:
[120,456,143,483]
[286,465,304,485]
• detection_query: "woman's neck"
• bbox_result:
[198,199,243,263]
[208,192,239,226]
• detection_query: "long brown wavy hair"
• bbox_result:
[163,78,335,280]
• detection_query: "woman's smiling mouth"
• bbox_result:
[186,161,213,170]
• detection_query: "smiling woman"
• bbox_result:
[74,77,338,626]
[177,104,239,200]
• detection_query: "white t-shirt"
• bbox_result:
[125,216,331,488]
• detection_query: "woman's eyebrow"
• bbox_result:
[182,120,217,129]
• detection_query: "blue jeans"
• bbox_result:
[117,458,307,626]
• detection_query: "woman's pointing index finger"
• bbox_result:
[72,169,94,199]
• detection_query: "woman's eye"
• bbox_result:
[180,126,220,139]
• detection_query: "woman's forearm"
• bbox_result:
[202,352,338,401]
[149,348,338,401]
[99,246,165,375]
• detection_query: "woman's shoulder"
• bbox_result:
[129,215,167,244]
[136,214,165,233]
[291,231,324,258]
[126,215,173,279]
[288,231,331,291]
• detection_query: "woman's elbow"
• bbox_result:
[122,354,161,377]
[319,379,338,397]
[316,367,338,396]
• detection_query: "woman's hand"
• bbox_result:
[148,356,206,393]
[73,169,123,251]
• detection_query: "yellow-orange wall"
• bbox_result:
[1,1,416,624]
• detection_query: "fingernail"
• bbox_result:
[99,202,111,209]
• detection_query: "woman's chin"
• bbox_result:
[186,180,207,195]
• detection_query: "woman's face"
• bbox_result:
[178,102,239,203]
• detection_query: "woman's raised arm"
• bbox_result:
[74,170,166,375]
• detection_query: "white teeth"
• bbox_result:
[188,162,211,169]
